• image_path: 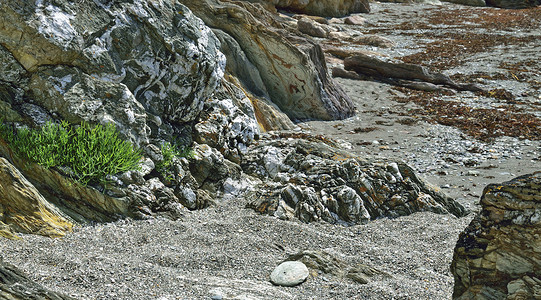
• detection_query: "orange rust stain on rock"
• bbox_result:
[272,54,293,69]
[289,84,299,94]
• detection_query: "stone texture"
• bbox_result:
[286,249,388,284]
[180,0,355,121]
[353,35,395,48]
[0,257,74,299]
[241,0,370,17]
[297,17,329,38]
[451,172,541,300]
[344,15,366,26]
[0,0,225,127]
[270,261,309,287]
[243,134,467,225]
[344,53,483,92]
[194,79,260,163]
[0,157,72,238]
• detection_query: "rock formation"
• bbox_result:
[179,0,355,121]
[0,256,74,299]
[0,157,72,238]
[243,133,466,225]
[485,0,541,8]
[451,172,541,299]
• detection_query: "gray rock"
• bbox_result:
[242,0,370,17]
[244,134,467,225]
[270,261,309,287]
[213,29,269,99]
[0,257,75,299]
[443,0,486,6]
[486,0,540,8]
[194,80,260,163]
[0,0,225,125]
[297,17,329,38]
[285,249,389,284]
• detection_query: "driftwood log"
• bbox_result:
[341,53,484,92]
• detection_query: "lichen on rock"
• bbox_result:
[451,172,541,300]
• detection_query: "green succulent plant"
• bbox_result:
[0,120,142,185]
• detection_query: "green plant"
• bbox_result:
[156,141,193,179]
[0,120,142,185]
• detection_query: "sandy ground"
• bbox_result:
[1,2,540,300]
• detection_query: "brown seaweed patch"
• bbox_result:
[392,88,541,141]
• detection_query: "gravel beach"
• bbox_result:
[1,2,540,299]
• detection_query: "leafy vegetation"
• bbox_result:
[0,120,142,185]
[156,141,194,180]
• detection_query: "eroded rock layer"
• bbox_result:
[180,0,355,121]
[0,157,72,238]
[242,134,467,225]
[451,172,541,300]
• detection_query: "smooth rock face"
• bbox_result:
[0,157,72,238]
[243,134,467,225]
[270,261,309,287]
[451,172,541,300]
[297,17,329,38]
[180,0,355,121]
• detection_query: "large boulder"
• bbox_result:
[242,134,467,224]
[0,157,72,238]
[180,0,355,121]
[451,172,541,299]
[241,0,370,17]
[0,0,225,135]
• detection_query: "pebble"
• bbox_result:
[270,261,309,287]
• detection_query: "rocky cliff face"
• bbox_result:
[0,0,465,240]
[451,172,541,300]
[179,0,355,122]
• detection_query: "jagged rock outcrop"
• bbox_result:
[0,157,72,238]
[0,257,74,299]
[0,0,225,144]
[451,172,541,300]
[242,134,467,225]
[179,0,355,121]
[240,0,370,17]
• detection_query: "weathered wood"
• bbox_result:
[344,53,484,92]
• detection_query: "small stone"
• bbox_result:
[344,16,366,26]
[466,170,480,176]
[270,261,309,287]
